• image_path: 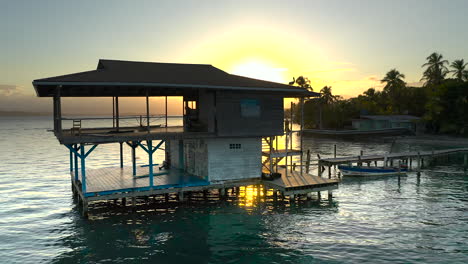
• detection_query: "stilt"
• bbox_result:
[122,197,127,206]
[132,197,136,209]
[179,192,187,202]
[328,191,333,201]
[119,142,124,168]
[328,166,331,179]
[289,194,295,203]
[317,191,321,201]
[306,150,311,174]
[273,190,278,201]
[82,199,89,218]
[164,193,169,203]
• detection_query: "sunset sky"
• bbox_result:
[2,0,468,115]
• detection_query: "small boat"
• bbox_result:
[338,165,408,177]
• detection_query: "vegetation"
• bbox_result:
[291,52,468,135]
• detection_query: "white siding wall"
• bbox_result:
[207,137,261,182]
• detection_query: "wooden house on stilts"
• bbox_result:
[33,59,339,217]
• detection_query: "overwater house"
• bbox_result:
[351,115,422,133]
[33,59,339,216]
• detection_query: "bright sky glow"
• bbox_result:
[1,0,467,114]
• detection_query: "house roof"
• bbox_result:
[360,115,421,121]
[33,59,318,97]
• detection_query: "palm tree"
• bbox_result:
[450,59,467,81]
[320,86,338,105]
[421,52,448,86]
[381,69,406,113]
[381,69,406,90]
[289,76,313,91]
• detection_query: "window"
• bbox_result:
[229,143,242,149]
[240,99,260,117]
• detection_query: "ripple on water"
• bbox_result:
[1,118,468,263]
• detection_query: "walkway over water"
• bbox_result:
[319,147,468,166]
[262,168,339,195]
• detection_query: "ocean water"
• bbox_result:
[0,116,467,264]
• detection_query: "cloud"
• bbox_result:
[0,84,18,96]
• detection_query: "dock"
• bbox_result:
[317,147,468,177]
[262,168,338,195]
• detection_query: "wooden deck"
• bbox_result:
[262,168,339,195]
[320,148,468,166]
[59,125,215,144]
[73,166,210,199]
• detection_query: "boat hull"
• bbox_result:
[338,165,407,177]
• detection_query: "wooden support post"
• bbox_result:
[69,147,73,172]
[148,140,154,188]
[74,145,79,181]
[82,199,88,218]
[80,144,86,194]
[300,98,304,175]
[374,160,377,166]
[122,197,127,206]
[328,191,333,201]
[317,154,322,176]
[306,149,311,174]
[417,152,421,171]
[119,142,124,168]
[409,158,412,170]
[131,142,137,176]
[165,193,169,203]
[115,96,120,132]
[317,191,321,201]
[328,165,331,179]
[165,96,168,128]
[132,197,136,209]
[178,192,185,202]
[289,194,295,203]
[273,190,278,201]
[357,155,362,166]
[146,89,150,133]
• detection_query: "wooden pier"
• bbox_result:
[262,168,338,195]
[317,147,468,177]
[320,148,468,166]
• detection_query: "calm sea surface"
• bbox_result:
[0,116,467,264]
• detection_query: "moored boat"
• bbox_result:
[338,165,408,177]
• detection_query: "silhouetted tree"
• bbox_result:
[289,76,313,91]
[450,59,467,82]
[421,52,448,86]
[381,69,406,113]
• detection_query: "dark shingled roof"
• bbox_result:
[33,59,317,97]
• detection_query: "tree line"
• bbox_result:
[290,52,468,135]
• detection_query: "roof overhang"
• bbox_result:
[33,81,318,97]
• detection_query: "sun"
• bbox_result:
[230,60,287,84]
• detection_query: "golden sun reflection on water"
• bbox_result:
[237,185,275,208]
